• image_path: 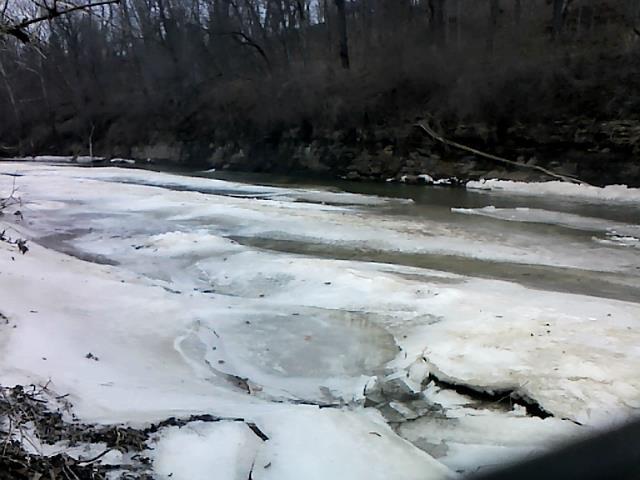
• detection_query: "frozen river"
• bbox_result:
[0,162,639,478]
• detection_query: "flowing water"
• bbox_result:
[24,165,640,301]
[200,169,640,301]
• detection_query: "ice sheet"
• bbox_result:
[398,406,584,474]
[151,422,261,480]
[8,155,103,164]
[467,179,640,204]
[392,277,640,426]
[452,206,640,248]
[452,206,640,237]
[248,408,454,480]
[1,162,639,476]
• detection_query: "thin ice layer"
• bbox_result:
[452,206,640,237]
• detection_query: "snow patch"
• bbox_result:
[467,179,640,204]
[10,155,105,164]
[399,407,583,474]
[110,158,136,165]
[593,235,640,249]
[418,174,435,184]
[152,421,261,480]
[250,408,454,480]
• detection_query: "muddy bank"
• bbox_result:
[16,116,639,187]
[201,117,640,186]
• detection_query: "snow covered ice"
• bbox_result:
[467,178,640,204]
[1,163,639,478]
[452,206,640,249]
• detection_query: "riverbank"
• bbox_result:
[202,117,640,186]
[8,116,640,188]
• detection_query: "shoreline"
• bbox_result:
[5,115,640,188]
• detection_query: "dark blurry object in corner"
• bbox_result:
[468,418,640,480]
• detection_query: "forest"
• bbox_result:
[1,0,640,184]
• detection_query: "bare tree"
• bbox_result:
[334,0,349,68]
[429,0,446,46]
[551,0,572,40]
[487,0,500,53]
[0,53,21,153]
[0,0,122,43]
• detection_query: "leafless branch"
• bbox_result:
[211,30,271,70]
[1,0,121,43]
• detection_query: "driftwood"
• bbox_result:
[414,122,589,185]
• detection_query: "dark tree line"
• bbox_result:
[1,0,639,156]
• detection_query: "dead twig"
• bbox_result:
[76,448,113,466]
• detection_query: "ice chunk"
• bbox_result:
[152,421,261,480]
[401,278,640,426]
[399,408,584,474]
[110,158,136,165]
[467,179,640,204]
[250,408,455,480]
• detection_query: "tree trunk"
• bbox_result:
[121,0,151,100]
[429,0,446,46]
[487,0,499,53]
[0,56,23,154]
[455,0,462,48]
[37,56,58,140]
[552,0,564,40]
[361,0,373,52]
[88,123,95,159]
[334,0,350,69]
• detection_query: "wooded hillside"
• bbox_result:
[1,1,640,183]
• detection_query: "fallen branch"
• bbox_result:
[414,122,589,185]
[0,173,20,211]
